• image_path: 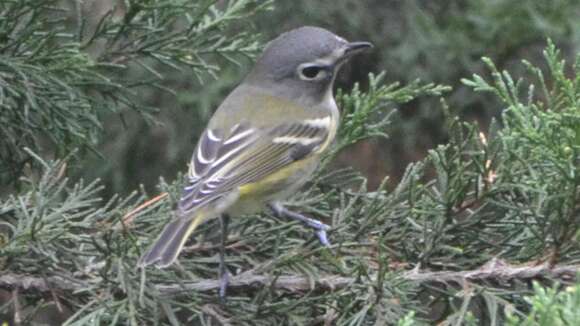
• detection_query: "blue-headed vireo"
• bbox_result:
[139,26,372,281]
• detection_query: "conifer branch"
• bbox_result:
[2,260,578,295]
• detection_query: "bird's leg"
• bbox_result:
[218,214,230,302]
[268,202,330,246]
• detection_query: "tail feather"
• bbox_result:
[139,215,206,268]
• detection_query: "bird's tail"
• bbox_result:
[139,214,206,268]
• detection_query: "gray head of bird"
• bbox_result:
[245,26,373,104]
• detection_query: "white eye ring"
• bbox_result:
[297,63,329,81]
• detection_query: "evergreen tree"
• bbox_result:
[1,1,579,325]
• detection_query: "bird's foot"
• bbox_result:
[268,202,331,246]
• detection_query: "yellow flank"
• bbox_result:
[238,155,317,198]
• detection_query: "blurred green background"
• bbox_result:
[80,0,580,197]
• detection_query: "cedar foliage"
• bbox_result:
[1,0,580,325]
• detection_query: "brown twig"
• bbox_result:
[157,273,354,294]
[402,258,578,284]
[0,274,85,292]
[2,259,578,295]
[121,192,169,227]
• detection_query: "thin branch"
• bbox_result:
[403,258,579,284]
[0,274,86,293]
[157,273,354,294]
[2,259,578,295]
[120,192,168,228]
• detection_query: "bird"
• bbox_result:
[139,26,372,298]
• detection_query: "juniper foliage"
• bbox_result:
[0,0,267,187]
[1,73,448,325]
[1,1,580,325]
[506,281,580,326]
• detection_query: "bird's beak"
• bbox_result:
[330,41,373,67]
[344,41,373,56]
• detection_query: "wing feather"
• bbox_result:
[177,119,330,215]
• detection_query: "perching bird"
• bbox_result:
[139,26,372,297]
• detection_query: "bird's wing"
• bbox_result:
[178,117,332,215]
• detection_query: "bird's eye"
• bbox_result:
[298,64,328,81]
[302,66,321,79]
